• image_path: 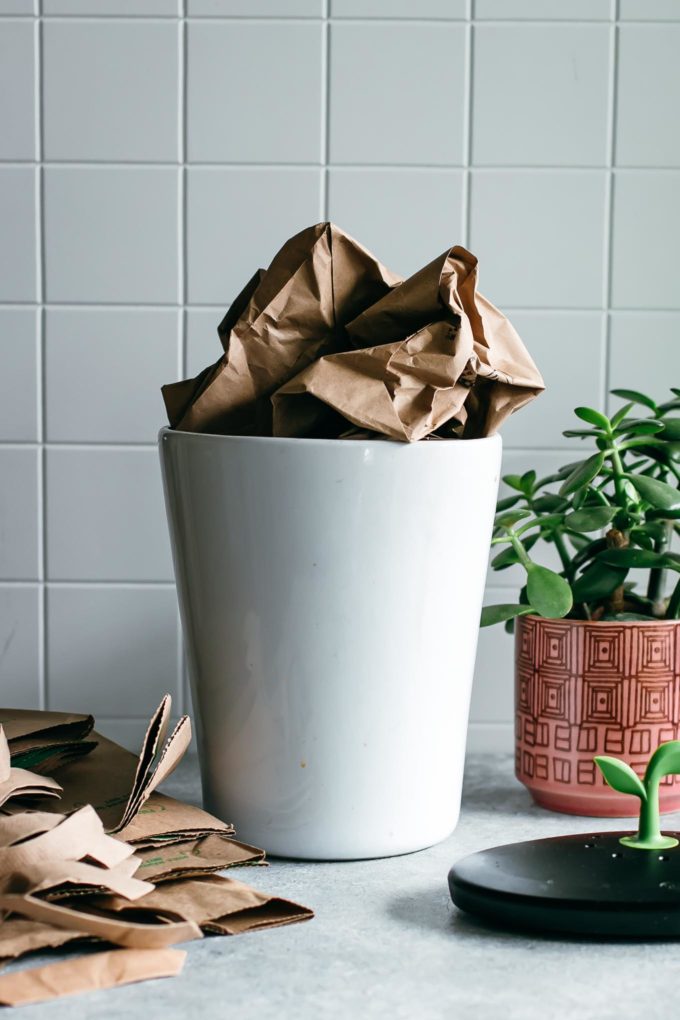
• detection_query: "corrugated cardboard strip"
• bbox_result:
[162,223,544,442]
[0,695,312,1005]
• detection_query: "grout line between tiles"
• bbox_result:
[36,0,47,712]
[320,0,329,220]
[461,16,473,247]
[603,3,620,413]
[13,160,680,170]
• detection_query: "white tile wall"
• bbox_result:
[1,1,680,752]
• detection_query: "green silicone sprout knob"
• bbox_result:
[595,741,680,851]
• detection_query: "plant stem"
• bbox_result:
[609,445,627,504]
[647,519,671,614]
[551,530,575,583]
[666,576,680,619]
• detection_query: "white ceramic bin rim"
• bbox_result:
[159,427,502,860]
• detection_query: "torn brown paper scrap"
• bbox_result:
[98,874,313,936]
[0,948,186,1007]
[115,791,233,846]
[1,708,96,776]
[5,696,201,839]
[162,222,401,436]
[0,728,62,809]
[132,833,265,884]
[0,894,201,950]
[0,806,152,902]
[0,919,90,969]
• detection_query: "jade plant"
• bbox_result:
[482,387,680,629]
[595,742,680,850]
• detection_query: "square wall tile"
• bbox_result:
[0,20,35,159]
[44,0,179,11]
[331,0,467,15]
[0,167,37,302]
[611,172,680,310]
[44,168,179,304]
[188,0,321,12]
[0,1,35,11]
[620,0,680,17]
[329,22,466,166]
[47,586,179,716]
[46,449,172,582]
[188,21,322,163]
[471,586,517,726]
[0,449,39,581]
[608,313,680,408]
[0,586,40,709]
[186,308,224,377]
[475,0,612,16]
[473,25,610,166]
[43,20,179,161]
[328,168,463,278]
[186,167,321,304]
[501,312,605,450]
[616,26,680,167]
[0,308,38,442]
[46,308,179,443]
[469,171,607,308]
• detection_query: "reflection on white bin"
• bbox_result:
[160,428,501,860]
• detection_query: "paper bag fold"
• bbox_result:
[162,222,401,436]
[273,246,544,441]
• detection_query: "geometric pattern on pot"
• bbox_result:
[515,615,680,811]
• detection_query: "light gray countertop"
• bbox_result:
[10,754,680,1020]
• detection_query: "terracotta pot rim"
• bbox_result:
[518,613,680,628]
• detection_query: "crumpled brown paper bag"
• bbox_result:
[162,222,400,437]
[163,224,543,442]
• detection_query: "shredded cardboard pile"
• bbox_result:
[162,222,544,441]
[0,696,312,1006]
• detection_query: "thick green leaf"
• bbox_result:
[610,401,635,429]
[574,406,610,430]
[660,419,680,442]
[598,548,680,570]
[627,473,680,511]
[520,470,536,493]
[495,494,521,512]
[525,565,573,618]
[480,604,534,628]
[571,562,628,603]
[594,756,646,799]
[610,388,657,412]
[531,494,569,513]
[645,741,680,784]
[616,419,665,436]
[502,474,526,493]
[562,429,600,439]
[495,509,532,529]
[491,546,520,570]
[565,507,616,533]
[559,453,605,496]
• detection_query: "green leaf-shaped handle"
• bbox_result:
[594,756,647,800]
[645,740,680,784]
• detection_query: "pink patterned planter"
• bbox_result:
[515,614,680,817]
